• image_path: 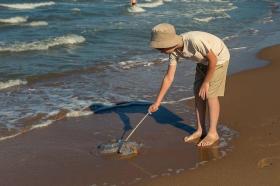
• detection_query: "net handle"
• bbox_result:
[124,112,150,141]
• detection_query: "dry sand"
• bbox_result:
[0,45,280,186]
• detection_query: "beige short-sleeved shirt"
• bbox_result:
[169,31,230,66]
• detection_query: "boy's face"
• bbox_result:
[156,45,177,54]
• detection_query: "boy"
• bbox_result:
[148,23,230,147]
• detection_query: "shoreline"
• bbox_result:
[137,44,280,186]
[0,44,279,185]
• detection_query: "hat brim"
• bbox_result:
[150,35,182,49]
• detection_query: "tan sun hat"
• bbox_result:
[150,23,182,49]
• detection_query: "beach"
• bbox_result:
[1,0,280,185]
[0,45,279,186]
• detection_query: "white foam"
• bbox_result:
[66,110,93,117]
[0,132,22,141]
[138,0,163,8]
[71,8,81,12]
[182,0,228,2]
[194,13,230,23]
[222,34,238,41]
[262,17,273,24]
[248,28,259,35]
[127,6,146,13]
[118,60,153,69]
[230,46,247,50]
[27,21,48,27]
[0,34,86,53]
[213,6,237,13]
[0,2,55,10]
[193,17,215,23]
[0,16,28,24]
[30,120,53,129]
[0,120,53,141]
[0,79,27,90]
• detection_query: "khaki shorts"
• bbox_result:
[193,61,229,98]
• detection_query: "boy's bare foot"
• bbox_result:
[184,130,202,143]
[197,134,219,147]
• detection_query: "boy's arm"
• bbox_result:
[199,49,217,100]
[149,64,177,113]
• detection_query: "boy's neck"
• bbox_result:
[176,36,184,52]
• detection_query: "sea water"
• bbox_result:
[0,0,279,139]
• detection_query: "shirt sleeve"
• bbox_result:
[169,52,179,66]
[191,38,211,57]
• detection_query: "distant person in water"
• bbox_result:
[130,0,137,7]
[148,23,230,147]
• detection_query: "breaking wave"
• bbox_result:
[0,2,55,10]
[138,0,164,8]
[0,16,28,24]
[0,79,27,90]
[0,34,86,53]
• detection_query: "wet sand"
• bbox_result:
[0,44,280,186]
[0,101,232,186]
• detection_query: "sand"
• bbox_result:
[0,45,280,186]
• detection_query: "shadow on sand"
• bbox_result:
[89,101,195,140]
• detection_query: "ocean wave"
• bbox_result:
[30,120,53,130]
[71,8,81,12]
[118,60,154,69]
[213,6,237,13]
[27,21,48,27]
[262,17,273,24]
[0,120,53,142]
[138,0,163,8]
[0,101,150,142]
[182,0,230,2]
[0,34,86,53]
[222,34,238,41]
[193,17,215,23]
[0,16,28,24]
[0,132,21,141]
[21,58,159,84]
[193,13,230,23]
[0,79,27,90]
[247,28,259,35]
[0,2,55,10]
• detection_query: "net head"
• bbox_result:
[98,140,142,157]
[118,141,142,156]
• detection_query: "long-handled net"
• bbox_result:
[98,113,150,156]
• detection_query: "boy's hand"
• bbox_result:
[148,103,160,113]
[199,82,209,100]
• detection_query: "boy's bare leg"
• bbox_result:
[184,95,206,142]
[198,97,220,147]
